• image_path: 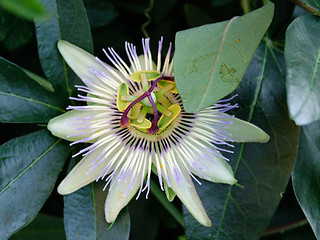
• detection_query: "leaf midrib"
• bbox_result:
[0,91,64,112]
[55,0,72,98]
[196,17,238,111]
[0,139,62,195]
[292,42,320,119]
[214,42,268,239]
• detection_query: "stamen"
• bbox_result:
[120,92,147,127]
[120,76,165,133]
[147,92,159,134]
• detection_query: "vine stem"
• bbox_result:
[241,0,251,14]
[141,0,154,38]
[262,219,309,236]
[289,0,320,16]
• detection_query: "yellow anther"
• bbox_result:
[130,103,142,119]
[137,106,149,123]
[140,73,149,91]
[121,95,137,102]
[158,104,181,130]
[157,80,178,93]
[131,118,152,129]
[155,83,174,99]
[130,70,160,82]
[116,83,129,111]
[157,95,171,108]
[156,103,172,117]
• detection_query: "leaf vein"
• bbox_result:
[197,16,238,110]
[0,91,64,112]
[0,139,62,195]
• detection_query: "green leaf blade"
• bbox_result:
[35,0,93,98]
[0,130,70,240]
[0,57,64,123]
[0,0,48,21]
[10,214,65,240]
[63,160,130,240]
[175,2,274,112]
[292,120,320,239]
[285,15,320,125]
[184,40,299,240]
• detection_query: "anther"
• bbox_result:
[119,75,170,134]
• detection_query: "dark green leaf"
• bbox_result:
[267,0,295,39]
[184,39,299,240]
[184,4,213,28]
[0,130,70,240]
[292,120,320,239]
[0,10,33,50]
[83,0,118,29]
[211,0,233,7]
[64,159,130,240]
[35,0,93,98]
[128,196,160,240]
[151,0,178,23]
[0,57,64,123]
[0,0,48,21]
[10,214,65,240]
[285,15,320,125]
[23,69,54,92]
[174,2,274,112]
[262,222,316,240]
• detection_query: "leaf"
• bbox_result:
[83,0,118,29]
[285,15,320,125]
[151,0,178,23]
[184,4,213,28]
[23,69,54,92]
[128,196,160,240]
[183,39,299,240]
[292,120,320,239]
[262,223,316,240]
[0,57,65,123]
[0,10,33,50]
[63,159,130,240]
[267,0,295,39]
[211,0,233,7]
[0,130,70,240]
[35,0,93,98]
[0,0,48,21]
[302,0,320,13]
[174,1,274,112]
[10,214,65,240]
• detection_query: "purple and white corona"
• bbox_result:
[48,38,269,226]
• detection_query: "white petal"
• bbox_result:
[225,114,270,143]
[104,168,145,223]
[57,40,122,87]
[58,145,109,194]
[190,147,236,185]
[47,110,99,142]
[168,166,211,227]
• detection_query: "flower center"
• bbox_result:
[116,71,180,134]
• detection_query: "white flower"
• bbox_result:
[48,38,269,227]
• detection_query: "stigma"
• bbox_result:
[117,71,180,134]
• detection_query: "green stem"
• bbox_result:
[241,0,251,14]
[262,219,309,236]
[289,0,320,16]
[150,179,185,227]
